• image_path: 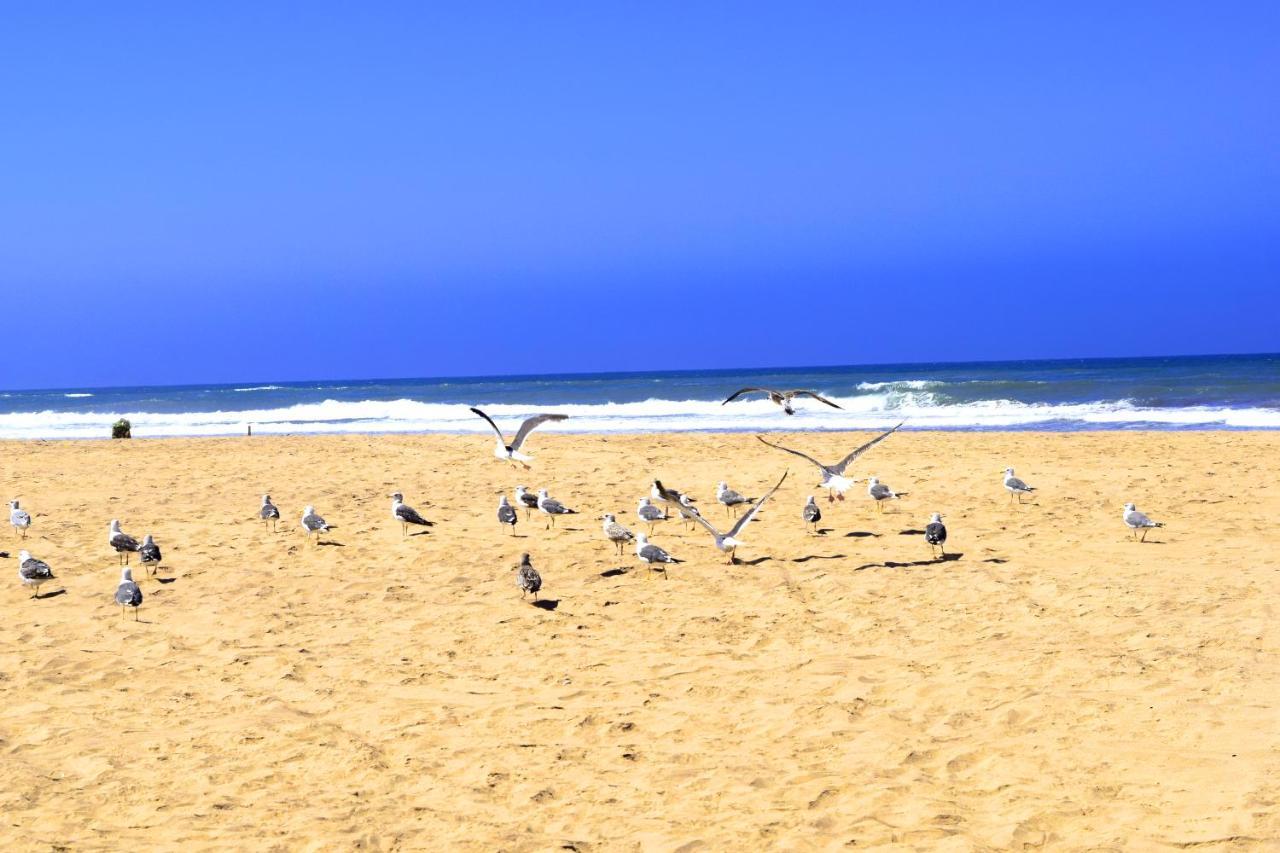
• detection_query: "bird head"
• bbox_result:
[930,512,943,522]
[121,568,134,582]
[18,549,30,561]
[1123,503,1136,512]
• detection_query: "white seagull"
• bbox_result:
[301,505,330,545]
[682,470,787,563]
[757,423,902,502]
[924,512,947,557]
[17,550,54,598]
[9,500,31,539]
[390,492,434,537]
[109,520,141,565]
[514,486,540,520]
[114,567,143,620]
[636,497,666,532]
[260,494,281,531]
[1123,503,1164,542]
[470,407,568,467]
[716,482,755,517]
[536,489,577,529]
[866,476,906,512]
[1003,468,1036,503]
[721,387,843,415]
[802,496,822,532]
[139,534,163,576]
[634,532,680,578]
[497,495,519,535]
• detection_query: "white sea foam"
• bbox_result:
[63,393,94,398]
[232,386,285,392]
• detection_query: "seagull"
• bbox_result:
[514,486,540,520]
[716,482,755,517]
[536,489,576,529]
[115,567,143,620]
[1003,468,1036,503]
[802,495,822,533]
[514,553,542,601]
[636,497,666,532]
[390,492,434,537]
[925,512,947,557]
[109,520,141,565]
[260,494,281,531]
[9,500,31,539]
[676,494,701,529]
[497,495,518,535]
[757,423,903,502]
[635,532,680,578]
[601,513,635,555]
[470,407,568,468]
[301,505,329,545]
[722,387,843,415]
[682,470,787,563]
[17,550,54,598]
[1123,503,1164,542]
[866,477,906,512]
[651,480,695,508]
[139,534,163,576]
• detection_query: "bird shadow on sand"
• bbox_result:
[898,528,926,536]
[407,531,431,538]
[531,599,560,611]
[735,556,773,566]
[791,554,847,563]
[983,557,1008,564]
[855,553,964,570]
[844,531,881,538]
[600,568,630,578]
[317,540,345,547]
[33,589,67,600]
[156,577,178,585]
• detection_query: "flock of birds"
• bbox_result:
[6,387,1169,611]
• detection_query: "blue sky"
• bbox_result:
[2,2,1277,389]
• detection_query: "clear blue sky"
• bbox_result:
[3,2,1277,389]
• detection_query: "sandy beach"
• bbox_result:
[0,430,1276,850]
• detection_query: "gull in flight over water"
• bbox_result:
[722,388,843,415]
[470,408,568,468]
[756,423,902,502]
[1123,503,1164,542]
[680,470,788,563]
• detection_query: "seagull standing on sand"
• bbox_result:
[682,471,788,563]
[634,533,680,578]
[139,534,163,576]
[536,489,576,529]
[716,482,755,518]
[260,495,281,531]
[109,520,140,565]
[924,513,947,557]
[17,550,54,598]
[115,567,143,620]
[757,423,902,502]
[515,553,542,601]
[301,506,329,545]
[866,477,906,512]
[390,493,434,537]
[721,387,844,415]
[514,486,540,520]
[9,500,31,539]
[1123,503,1164,542]
[601,513,635,555]
[1003,468,1036,503]
[637,497,666,532]
[497,495,518,535]
[802,496,822,533]
[470,407,568,468]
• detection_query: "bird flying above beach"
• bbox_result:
[470,407,568,467]
[109,520,140,565]
[866,477,906,511]
[390,492,433,537]
[514,553,542,601]
[139,534,163,576]
[601,513,635,555]
[756,423,903,502]
[260,494,281,531]
[683,470,787,563]
[1123,503,1164,542]
[802,495,822,533]
[925,512,947,557]
[9,500,31,539]
[634,533,680,578]
[721,387,843,415]
[716,482,755,517]
[536,489,576,529]
[1003,468,1036,503]
[17,550,54,598]
[497,495,518,535]
[114,567,143,620]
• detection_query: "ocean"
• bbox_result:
[1,353,1277,440]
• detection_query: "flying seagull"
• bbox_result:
[682,470,788,563]
[722,387,843,415]
[139,534,163,577]
[301,505,330,545]
[1123,503,1164,542]
[1003,468,1036,503]
[470,407,568,467]
[866,477,906,512]
[634,533,680,578]
[497,495,518,535]
[716,482,755,517]
[651,480,695,508]
[115,567,143,620]
[536,489,576,529]
[260,495,281,531]
[636,497,666,532]
[601,513,635,555]
[390,492,434,537]
[514,486,540,520]
[924,512,947,557]
[17,550,54,598]
[802,495,822,533]
[9,500,31,539]
[109,520,141,565]
[756,423,903,502]
[515,553,542,601]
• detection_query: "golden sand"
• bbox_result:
[1,431,1277,850]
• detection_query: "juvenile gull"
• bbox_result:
[636,497,666,532]
[924,512,947,557]
[684,470,787,563]
[260,494,281,531]
[536,489,577,529]
[757,423,902,502]
[601,513,636,555]
[515,553,542,601]
[634,533,681,578]
[390,492,434,537]
[497,495,518,535]
[716,482,755,517]
[866,476,906,512]
[514,486,540,520]
[721,387,843,415]
[802,495,822,533]
[17,550,54,598]
[1003,468,1036,503]
[139,534,163,577]
[301,505,329,545]
[1123,503,1164,542]
[9,500,31,539]
[470,407,568,468]
[115,567,143,620]
[109,520,141,565]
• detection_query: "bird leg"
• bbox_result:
[1140,528,1148,543]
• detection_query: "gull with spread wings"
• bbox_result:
[756,423,902,502]
[722,387,843,415]
[678,470,788,563]
[470,407,568,467]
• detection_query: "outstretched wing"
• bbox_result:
[788,390,843,410]
[722,387,772,405]
[830,423,903,475]
[469,407,507,444]
[510,413,569,452]
[755,436,827,472]
[727,470,787,538]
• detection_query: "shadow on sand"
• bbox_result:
[531,599,560,611]
[856,552,964,570]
